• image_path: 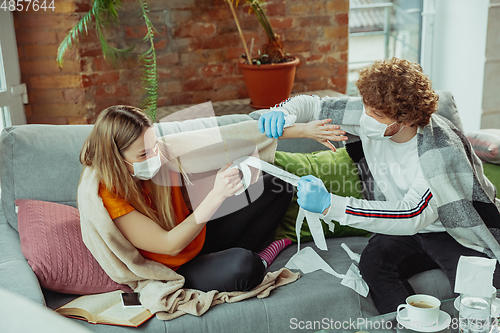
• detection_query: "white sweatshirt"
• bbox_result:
[275,95,446,235]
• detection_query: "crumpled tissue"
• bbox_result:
[455,255,496,297]
[229,156,369,297]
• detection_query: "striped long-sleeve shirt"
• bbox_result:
[276,94,446,235]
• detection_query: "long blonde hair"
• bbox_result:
[80,105,177,231]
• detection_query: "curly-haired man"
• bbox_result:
[258,57,500,314]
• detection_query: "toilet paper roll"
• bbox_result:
[227,161,252,196]
[227,156,333,250]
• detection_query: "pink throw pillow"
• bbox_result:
[16,199,132,295]
[466,129,500,165]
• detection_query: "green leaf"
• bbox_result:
[57,0,159,122]
[56,10,94,67]
[57,0,133,68]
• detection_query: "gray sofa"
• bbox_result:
[0,92,462,332]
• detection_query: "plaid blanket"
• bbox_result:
[319,96,500,261]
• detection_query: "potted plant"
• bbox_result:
[226,0,300,109]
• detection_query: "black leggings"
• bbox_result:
[176,173,293,292]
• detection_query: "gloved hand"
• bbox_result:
[258,110,285,139]
[297,175,331,214]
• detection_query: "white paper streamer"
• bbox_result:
[285,246,344,278]
[341,264,369,297]
[228,156,369,297]
[341,242,361,263]
[230,156,333,251]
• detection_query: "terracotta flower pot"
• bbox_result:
[238,57,300,109]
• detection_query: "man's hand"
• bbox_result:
[258,110,285,139]
[297,175,331,214]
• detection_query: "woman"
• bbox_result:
[79,105,346,292]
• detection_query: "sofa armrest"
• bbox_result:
[1,287,93,333]
[0,222,45,306]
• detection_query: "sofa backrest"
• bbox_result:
[0,125,92,232]
[0,114,256,232]
[0,91,462,232]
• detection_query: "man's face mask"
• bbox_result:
[360,107,404,141]
[124,145,162,180]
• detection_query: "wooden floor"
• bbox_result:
[155,89,345,121]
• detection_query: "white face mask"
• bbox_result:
[360,110,404,141]
[124,146,162,180]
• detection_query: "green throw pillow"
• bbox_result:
[483,163,500,199]
[272,147,371,242]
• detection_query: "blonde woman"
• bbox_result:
[79,105,346,292]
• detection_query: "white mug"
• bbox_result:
[397,294,441,327]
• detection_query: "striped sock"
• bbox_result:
[258,238,292,269]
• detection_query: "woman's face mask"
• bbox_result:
[360,107,404,141]
[124,144,162,180]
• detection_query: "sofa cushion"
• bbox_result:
[466,129,500,165]
[484,163,500,198]
[273,148,370,242]
[434,90,464,132]
[0,125,94,233]
[16,199,132,295]
[1,287,94,333]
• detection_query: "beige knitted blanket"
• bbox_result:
[77,120,299,320]
[157,119,278,173]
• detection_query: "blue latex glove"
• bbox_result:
[297,175,331,214]
[258,110,285,139]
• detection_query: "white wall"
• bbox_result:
[481,0,500,129]
[423,0,489,133]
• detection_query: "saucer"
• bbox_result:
[454,296,500,317]
[396,309,451,332]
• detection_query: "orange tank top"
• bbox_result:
[98,170,206,270]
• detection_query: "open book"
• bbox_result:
[55,290,153,327]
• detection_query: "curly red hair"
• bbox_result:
[355,57,439,127]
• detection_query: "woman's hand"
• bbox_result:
[211,164,244,200]
[302,119,348,152]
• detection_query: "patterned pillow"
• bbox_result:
[16,199,132,295]
[466,129,500,165]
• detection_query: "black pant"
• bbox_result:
[176,173,293,292]
[359,232,500,314]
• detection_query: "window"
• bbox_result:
[348,0,424,95]
[0,11,27,130]
[0,106,11,129]
[0,43,6,93]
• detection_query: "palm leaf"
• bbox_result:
[56,8,95,67]
[57,0,159,123]
[57,0,136,67]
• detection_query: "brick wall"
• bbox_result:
[14,0,348,124]
[13,1,89,124]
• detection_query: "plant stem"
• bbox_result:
[227,0,252,64]
[255,4,277,42]
[138,0,158,122]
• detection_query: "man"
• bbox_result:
[258,57,500,314]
